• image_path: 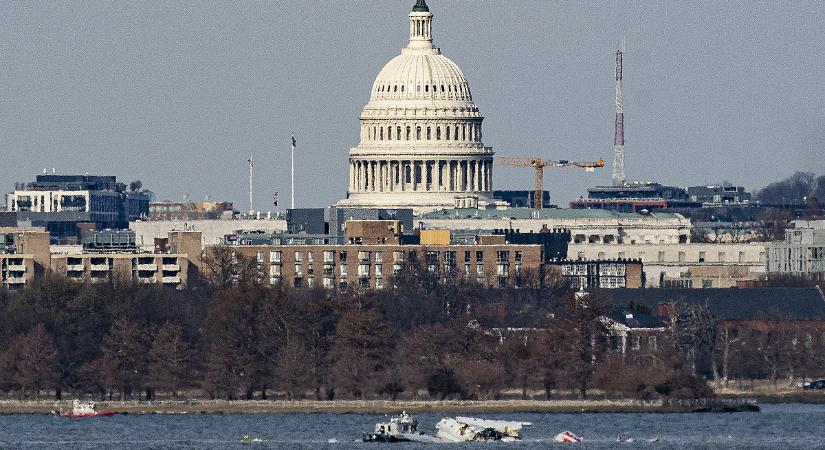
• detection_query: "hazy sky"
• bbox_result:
[2,1,823,210]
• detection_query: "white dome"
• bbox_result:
[338,1,495,214]
[370,51,473,103]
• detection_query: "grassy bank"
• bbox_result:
[0,398,759,415]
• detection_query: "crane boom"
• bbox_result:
[493,157,605,209]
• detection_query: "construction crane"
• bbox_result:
[494,157,605,210]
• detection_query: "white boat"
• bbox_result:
[362,412,442,443]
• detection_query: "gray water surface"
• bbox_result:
[0,404,821,449]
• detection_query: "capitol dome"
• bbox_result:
[338,0,495,213]
[369,52,473,104]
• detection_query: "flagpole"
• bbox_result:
[248,156,254,215]
[290,135,295,209]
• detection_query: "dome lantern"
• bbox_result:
[407,2,434,49]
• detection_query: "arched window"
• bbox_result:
[425,85,429,92]
[396,126,401,140]
[426,127,431,140]
[432,85,437,93]
[441,85,445,92]
[405,164,412,183]
[406,126,411,140]
[454,126,458,140]
[462,125,466,141]
[387,126,392,140]
[445,126,450,140]
[400,85,404,92]
[393,85,397,92]
[380,127,383,140]
[436,127,441,140]
[416,126,421,140]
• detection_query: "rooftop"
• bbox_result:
[420,207,685,221]
[600,287,825,322]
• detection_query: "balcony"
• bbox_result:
[162,276,182,284]
[162,264,180,272]
[66,264,85,272]
[90,264,110,272]
[6,264,26,272]
[137,263,158,271]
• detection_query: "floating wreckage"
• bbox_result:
[363,413,531,443]
[553,431,584,443]
[241,435,264,444]
[435,416,532,442]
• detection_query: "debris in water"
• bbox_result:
[553,431,583,443]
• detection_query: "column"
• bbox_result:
[459,161,466,191]
[349,162,354,191]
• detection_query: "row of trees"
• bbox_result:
[756,171,825,207]
[0,268,822,401]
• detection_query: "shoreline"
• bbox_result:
[0,398,760,415]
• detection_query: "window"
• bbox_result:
[698,251,706,263]
[294,252,303,262]
[436,127,441,140]
[658,251,665,262]
[406,126,411,140]
[446,126,450,140]
[375,251,383,263]
[476,251,484,262]
[323,250,334,263]
[270,251,282,263]
[256,251,263,262]
[416,126,421,140]
[476,264,484,275]
[307,252,313,263]
[515,251,522,262]
[340,265,348,276]
[678,251,686,262]
[393,251,404,262]
[426,127,431,140]
[339,251,347,263]
[464,251,471,262]
[294,263,302,276]
[718,252,726,263]
[375,277,383,289]
[396,126,401,140]
[702,279,713,288]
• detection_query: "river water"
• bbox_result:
[0,403,821,449]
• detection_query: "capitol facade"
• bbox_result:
[337,0,495,214]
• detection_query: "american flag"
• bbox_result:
[449,264,461,278]
[247,158,253,168]
[291,135,296,149]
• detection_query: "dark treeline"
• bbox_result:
[1,261,823,402]
[757,171,825,207]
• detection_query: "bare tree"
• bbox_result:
[148,322,191,398]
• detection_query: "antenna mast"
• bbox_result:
[612,42,626,186]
